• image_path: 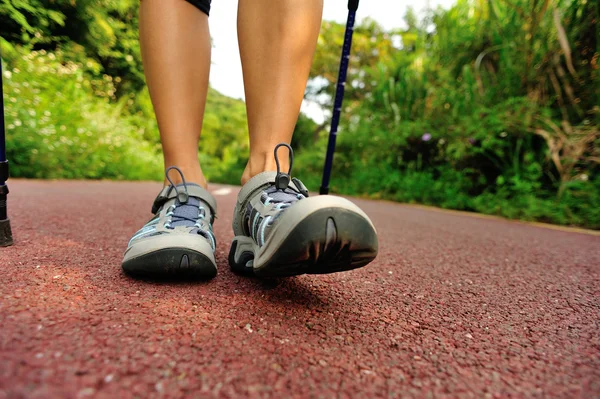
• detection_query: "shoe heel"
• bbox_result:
[229,236,255,274]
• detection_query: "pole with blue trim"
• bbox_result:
[320,0,359,195]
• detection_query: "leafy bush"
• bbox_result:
[3,49,163,180]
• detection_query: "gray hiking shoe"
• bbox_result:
[229,144,378,277]
[122,167,218,279]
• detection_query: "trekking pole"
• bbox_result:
[0,55,14,247]
[320,0,359,195]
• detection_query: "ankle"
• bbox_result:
[242,152,290,185]
[164,164,208,189]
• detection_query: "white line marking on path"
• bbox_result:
[212,188,233,196]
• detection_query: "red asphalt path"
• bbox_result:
[1,180,599,398]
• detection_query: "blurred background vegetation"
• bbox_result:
[1,0,599,228]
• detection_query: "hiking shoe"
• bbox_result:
[122,167,218,279]
[229,144,378,277]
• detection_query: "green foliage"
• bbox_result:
[3,49,163,180]
[2,46,251,183]
[298,0,599,229]
[198,89,249,184]
[1,0,598,229]
[309,18,398,114]
[0,0,66,43]
[1,0,145,91]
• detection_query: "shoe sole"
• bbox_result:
[229,206,378,278]
[122,248,217,280]
[122,235,217,280]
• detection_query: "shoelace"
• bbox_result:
[251,187,305,247]
[262,185,305,209]
[164,202,208,230]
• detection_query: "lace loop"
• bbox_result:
[274,143,294,191]
[165,166,189,204]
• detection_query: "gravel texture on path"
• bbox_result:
[1,180,599,398]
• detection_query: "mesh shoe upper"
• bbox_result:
[233,171,309,247]
[128,182,217,251]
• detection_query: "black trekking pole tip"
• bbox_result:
[0,183,12,247]
[0,219,13,247]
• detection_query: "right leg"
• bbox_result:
[139,0,211,187]
[122,0,217,279]
[229,0,378,277]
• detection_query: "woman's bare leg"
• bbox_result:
[237,0,324,184]
[139,0,211,187]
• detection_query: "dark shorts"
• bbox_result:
[186,0,211,16]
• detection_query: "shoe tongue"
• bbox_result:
[170,184,210,228]
[264,185,300,203]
